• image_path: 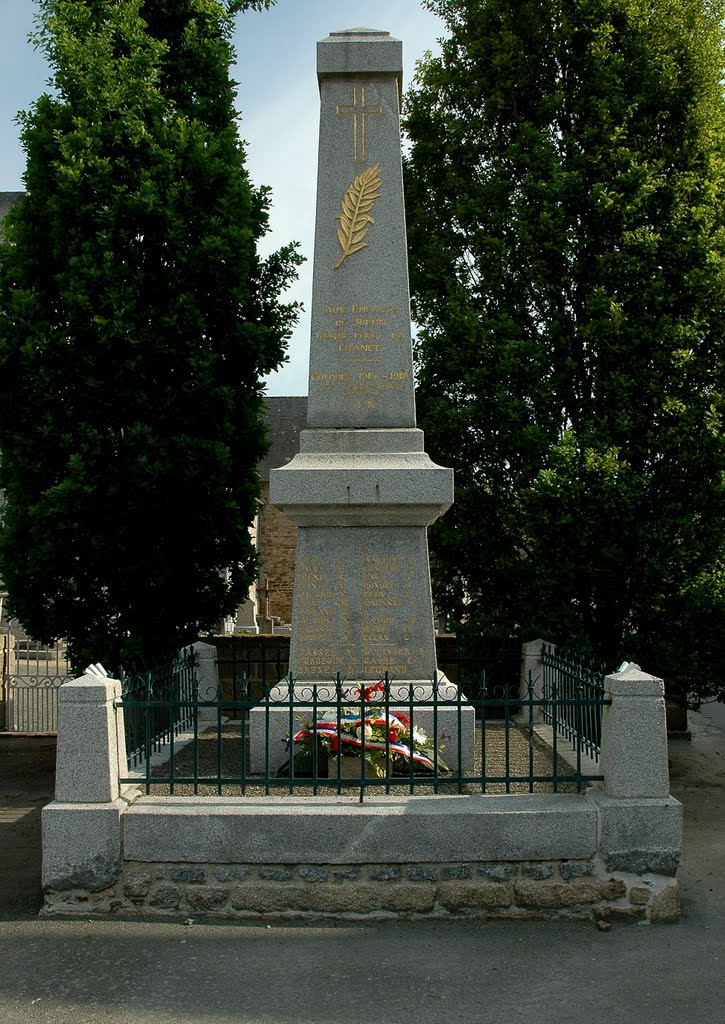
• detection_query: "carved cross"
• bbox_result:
[336,85,384,162]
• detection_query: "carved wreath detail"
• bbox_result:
[334,163,382,270]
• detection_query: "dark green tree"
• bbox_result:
[0,0,301,671]
[404,0,725,701]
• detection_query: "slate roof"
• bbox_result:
[0,192,25,239]
[258,397,308,481]
[0,192,25,221]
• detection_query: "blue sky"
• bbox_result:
[0,1,445,396]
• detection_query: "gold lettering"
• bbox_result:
[352,304,401,315]
[347,397,379,412]
[325,305,346,314]
[354,317,387,327]
[311,373,352,382]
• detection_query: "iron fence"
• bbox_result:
[1,620,73,732]
[212,637,292,710]
[541,644,608,760]
[117,671,610,799]
[435,637,523,712]
[119,648,197,768]
[2,676,67,732]
[209,636,524,714]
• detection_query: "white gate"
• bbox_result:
[1,617,73,732]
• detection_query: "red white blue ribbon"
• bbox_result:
[293,711,437,771]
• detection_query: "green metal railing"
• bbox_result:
[211,635,523,712]
[541,644,608,760]
[117,670,610,799]
[119,648,197,768]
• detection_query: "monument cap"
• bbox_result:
[318,27,402,80]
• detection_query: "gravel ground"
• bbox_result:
[137,719,582,797]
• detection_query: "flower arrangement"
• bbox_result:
[282,681,450,778]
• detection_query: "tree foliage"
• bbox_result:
[404,0,725,700]
[0,0,301,671]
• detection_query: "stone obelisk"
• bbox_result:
[254,29,471,770]
[273,26,452,684]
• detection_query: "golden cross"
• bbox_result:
[336,85,384,163]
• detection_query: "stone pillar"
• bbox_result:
[600,664,670,799]
[192,640,220,722]
[590,664,683,887]
[520,638,551,723]
[42,671,131,896]
[271,28,453,686]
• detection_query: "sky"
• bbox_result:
[0,0,446,396]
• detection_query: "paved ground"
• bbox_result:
[0,715,723,1024]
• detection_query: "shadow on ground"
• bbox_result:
[0,738,56,920]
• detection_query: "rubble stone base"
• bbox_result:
[43,859,680,923]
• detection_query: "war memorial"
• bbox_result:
[41,30,682,924]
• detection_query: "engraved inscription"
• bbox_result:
[352,304,400,315]
[294,554,349,647]
[293,544,433,681]
[310,297,413,414]
[361,553,403,608]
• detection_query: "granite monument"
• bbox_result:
[251,28,473,771]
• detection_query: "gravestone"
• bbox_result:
[250,28,473,771]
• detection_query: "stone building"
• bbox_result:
[253,396,307,632]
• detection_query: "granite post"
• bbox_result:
[590,664,683,881]
[252,28,471,771]
[192,640,221,722]
[42,670,131,894]
[520,638,550,724]
[600,664,671,799]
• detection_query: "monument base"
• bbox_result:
[248,676,475,775]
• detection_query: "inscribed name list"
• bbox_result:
[290,529,437,682]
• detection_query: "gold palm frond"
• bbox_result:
[334,163,382,270]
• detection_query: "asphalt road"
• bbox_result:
[0,716,723,1024]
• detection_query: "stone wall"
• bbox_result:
[257,483,297,627]
[45,857,680,923]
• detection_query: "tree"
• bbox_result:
[404,0,725,701]
[0,0,301,672]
